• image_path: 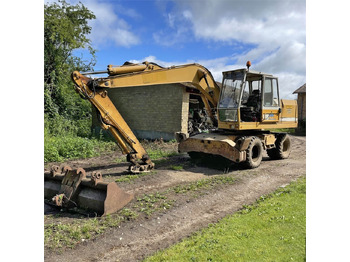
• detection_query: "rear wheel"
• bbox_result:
[244,136,263,169]
[267,134,291,160]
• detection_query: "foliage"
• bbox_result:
[44,115,118,162]
[44,0,103,162]
[44,0,96,119]
[44,134,118,163]
[145,178,306,262]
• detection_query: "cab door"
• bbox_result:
[261,77,280,122]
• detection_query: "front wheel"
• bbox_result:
[244,136,263,169]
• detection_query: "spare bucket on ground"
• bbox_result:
[44,165,134,216]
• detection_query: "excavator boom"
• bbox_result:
[71,61,221,171]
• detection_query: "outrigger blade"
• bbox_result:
[44,165,134,216]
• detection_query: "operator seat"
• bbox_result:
[241,89,261,122]
[246,89,261,111]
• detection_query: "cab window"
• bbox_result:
[263,78,279,107]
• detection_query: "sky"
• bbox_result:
[46,0,306,100]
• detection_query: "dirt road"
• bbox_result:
[45,135,306,262]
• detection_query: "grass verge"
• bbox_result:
[145,177,306,262]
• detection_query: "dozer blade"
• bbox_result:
[44,165,134,216]
[178,133,249,163]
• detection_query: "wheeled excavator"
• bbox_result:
[44,61,297,215]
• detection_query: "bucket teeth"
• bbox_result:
[44,166,134,215]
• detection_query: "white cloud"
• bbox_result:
[152,6,193,46]
[129,54,301,100]
[52,0,141,48]
[165,0,306,98]
[84,0,140,47]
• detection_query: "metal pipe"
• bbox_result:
[81,70,108,75]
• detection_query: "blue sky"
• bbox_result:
[47,0,306,99]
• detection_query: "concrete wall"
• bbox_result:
[92,84,189,141]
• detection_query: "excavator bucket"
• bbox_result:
[44,165,134,216]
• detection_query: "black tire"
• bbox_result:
[244,136,263,169]
[267,134,291,160]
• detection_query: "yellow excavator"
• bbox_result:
[44,61,297,215]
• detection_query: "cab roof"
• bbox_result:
[222,68,273,77]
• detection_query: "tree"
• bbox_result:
[44,0,96,118]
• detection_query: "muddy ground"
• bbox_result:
[44,135,306,262]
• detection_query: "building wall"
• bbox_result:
[297,93,306,120]
[92,84,189,141]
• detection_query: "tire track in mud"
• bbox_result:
[45,136,305,262]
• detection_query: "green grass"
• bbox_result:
[115,171,157,183]
[44,214,124,249]
[134,192,174,217]
[44,135,118,162]
[170,165,184,171]
[147,149,178,160]
[44,115,119,163]
[173,176,236,194]
[145,177,306,262]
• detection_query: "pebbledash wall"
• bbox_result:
[92,83,189,141]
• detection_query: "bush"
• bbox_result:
[44,133,118,163]
[44,139,64,162]
[44,114,91,138]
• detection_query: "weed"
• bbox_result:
[115,171,157,183]
[147,149,178,160]
[44,135,118,162]
[44,214,124,250]
[173,176,236,194]
[119,208,138,220]
[170,165,183,170]
[134,192,173,216]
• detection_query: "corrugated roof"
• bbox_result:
[293,83,306,94]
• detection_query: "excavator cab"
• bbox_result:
[218,67,281,129]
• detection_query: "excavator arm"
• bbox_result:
[72,71,154,173]
[71,61,221,173]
